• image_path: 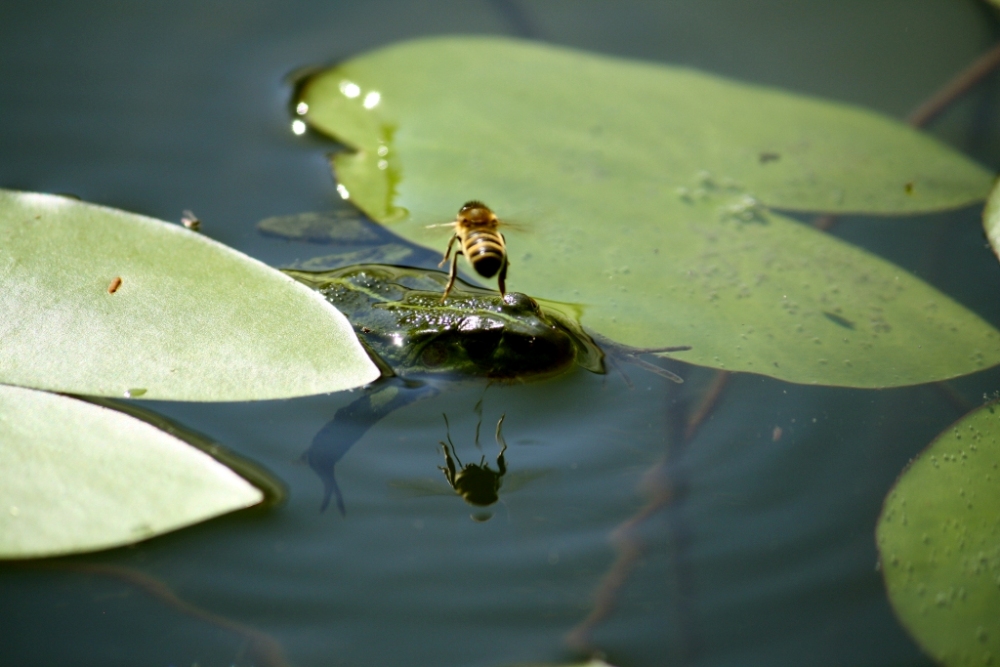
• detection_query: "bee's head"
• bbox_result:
[458,200,496,224]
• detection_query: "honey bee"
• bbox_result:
[434,201,509,301]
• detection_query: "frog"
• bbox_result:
[284,263,689,515]
[282,263,605,381]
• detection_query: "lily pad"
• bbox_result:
[0,190,380,401]
[299,37,1000,388]
[0,384,265,559]
[981,177,1000,264]
[876,400,1000,666]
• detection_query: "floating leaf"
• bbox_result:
[981,177,1000,264]
[876,400,1000,666]
[299,37,999,387]
[0,190,380,401]
[0,385,266,559]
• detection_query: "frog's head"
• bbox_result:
[403,291,580,380]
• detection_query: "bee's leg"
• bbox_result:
[495,414,507,475]
[441,250,460,302]
[497,256,509,297]
[438,414,461,486]
[438,441,458,487]
[438,233,458,268]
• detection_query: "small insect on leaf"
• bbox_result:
[108,277,123,294]
[180,210,201,231]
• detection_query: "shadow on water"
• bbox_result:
[304,378,439,515]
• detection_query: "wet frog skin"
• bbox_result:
[284,264,603,381]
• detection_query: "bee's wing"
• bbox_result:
[501,468,553,492]
[497,218,531,234]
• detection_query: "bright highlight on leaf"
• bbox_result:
[300,37,999,388]
[0,189,380,401]
[877,400,1000,666]
[0,385,265,559]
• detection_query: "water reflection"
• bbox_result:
[436,412,507,509]
[339,80,361,98]
[305,384,555,519]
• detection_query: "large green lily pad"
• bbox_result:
[300,37,1000,388]
[0,190,380,401]
[877,400,1000,666]
[0,384,265,559]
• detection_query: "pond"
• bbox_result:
[2,2,999,666]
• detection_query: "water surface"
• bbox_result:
[1,2,998,666]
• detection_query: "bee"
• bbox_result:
[434,201,509,301]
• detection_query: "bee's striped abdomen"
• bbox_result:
[462,228,505,278]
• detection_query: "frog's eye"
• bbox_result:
[502,292,537,311]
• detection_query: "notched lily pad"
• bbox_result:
[0,190,380,401]
[0,385,268,559]
[877,399,1000,666]
[298,39,999,387]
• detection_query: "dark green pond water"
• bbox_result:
[2,2,999,666]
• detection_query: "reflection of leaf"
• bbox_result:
[0,190,380,401]
[291,243,414,271]
[256,209,379,244]
[300,37,999,388]
[876,400,1000,665]
[0,385,265,559]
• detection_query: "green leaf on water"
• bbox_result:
[876,400,1000,666]
[981,177,1000,265]
[0,384,266,559]
[299,37,999,388]
[0,190,380,401]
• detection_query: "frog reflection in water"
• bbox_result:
[288,264,690,515]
